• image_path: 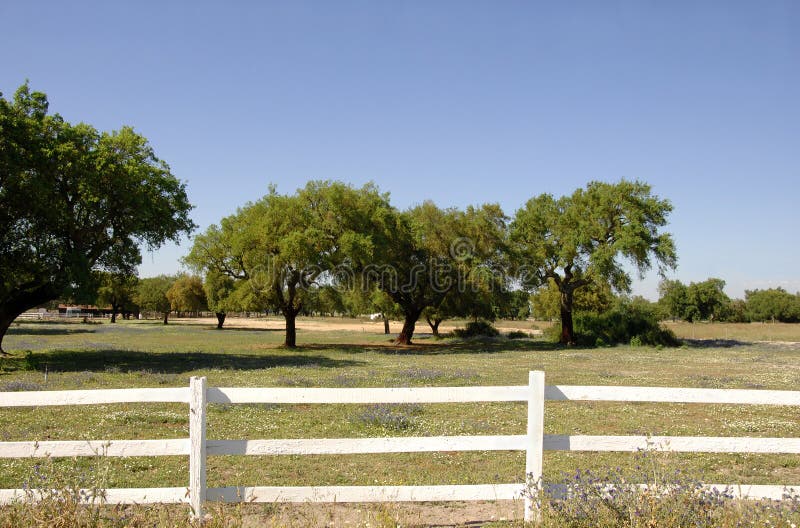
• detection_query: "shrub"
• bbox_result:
[574,300,680,347]
[507,330,530,339]
[532,449,800,527]
[351,404,423,431]
[2,380,43,392]
[543,300,680,347]
[453,321,499,338]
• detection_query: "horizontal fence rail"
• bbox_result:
[1,374,799,522]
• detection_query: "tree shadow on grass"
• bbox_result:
[201,326,283,332]
[297,338,562,356]
[13,349,364,374]
[6,326,98,336]
[682,338,752,348]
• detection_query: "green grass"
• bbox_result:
[1,317,800,525]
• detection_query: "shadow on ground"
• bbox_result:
[6,326,98,336]
[682,338,752,348]
[295,338,562,356]
[4,349,364,374]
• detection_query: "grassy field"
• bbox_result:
[1,317,799,526]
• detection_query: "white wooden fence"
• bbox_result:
[1,371,799,523]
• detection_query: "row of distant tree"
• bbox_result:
[84,271,532,330]
[532,276,800,324]
[83,271,799,338]
[657,279,800,323]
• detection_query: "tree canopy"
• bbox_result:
[167,275,208,316]
[0,83,195,353]
[185,181,393,347]
[94,271,139,323]
[745,288,800,323]
[135,275,176,324]
[511,180,676,344]
[365,201,508,344]
[658,278,731,322]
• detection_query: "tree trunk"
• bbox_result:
[0,314,14,356]
[0,282,59,356]
[395,308,422,345]
[382,314,390,334]
[110,302,119,323]
[215,312,226,329]
[284,309,297,347]
[163,311,169,325]
[426,316,442,337]
[560,289,576,345]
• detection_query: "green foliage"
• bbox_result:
[745,288,800,323]
[185,181,394,346]
[94,272,138,319]
[658,278,731,322]
[302,285,347,316]
[493,289,531,320]
[0,83,194,349]
[686,278,730,322]
[717,298,749,323]
[531,278,615,320]
[453,320,500,338]
[135,275,175,316]
[657,279,689,320]
[367,201,509,343]
[203,270,237,314]
[547,298,680,347]
[166,275,207,314]
[511,180,676,344]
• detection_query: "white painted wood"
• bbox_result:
[1,377,798,517]
[543,435,800,453]
[524,371,545,523]
[206,484,525,503]
[704,483,799,500]
[189,377,207,519]
[0,439,189,458]
[0,487,189,504]
[0,387,188,407]
[206,435,527,456]
[208,385,528,404]
[546,385,800,405]
[544,482,799,502]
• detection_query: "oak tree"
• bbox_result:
[511,180,676,345]
[185,181,393,347]
[135,275,176,324]
[0,84,194,353]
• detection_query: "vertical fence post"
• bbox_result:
[524,371,545,523]
[189,376,207,520]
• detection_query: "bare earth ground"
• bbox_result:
[169,316,544,336]
[233,501,524,527]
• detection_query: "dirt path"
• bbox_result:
[170,316,542,336]
[238,500,524,527]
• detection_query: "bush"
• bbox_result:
[574,300,680,347]
[532,449,800,527]
[453,321,500,338]
[507,330,530,339]
[351,403,423,431]
[545,300,680,347]
[1,380,43,392]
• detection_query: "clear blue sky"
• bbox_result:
[2,1,798,299]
